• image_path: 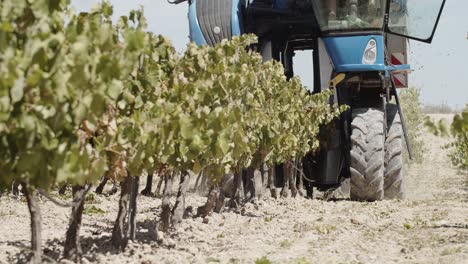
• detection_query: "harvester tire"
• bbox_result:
[350,108,385,201]
[384,104,406,199]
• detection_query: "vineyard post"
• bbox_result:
[214,176,227,213]
[22,183,42,264]
[193,170,204,192]
[244,168,256,201]
[198,172,210,195]
[171,171,191,226]
[295,157,305,197]
[229,168,243,208]
[64,185,87,263]
[12,181,20,196]
[140,172,153,196]
[260,164,270,198]
[280,163,291,198]
[160,171,174,232]
[196,184,221,218]
[112,176,132,249]
[128,176,140,241]
[268,166,278,199]
[95,177,109,195]
[58,184,68,195]
[289,159,298,198]
[155,176,164,196]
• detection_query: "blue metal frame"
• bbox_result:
[232,0,242,36]
[189,2,410,74]
[323,34,410,73]
[188,0,207,46]
[188,0,243,46]
[324,35,380,72]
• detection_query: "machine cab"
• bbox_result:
[183,0,446,78]
[310,0,447,74]
[311,0,446,43]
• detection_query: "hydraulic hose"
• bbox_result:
[167,0,187,4]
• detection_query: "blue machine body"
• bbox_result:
[188,0,207,46]
[323,35,385,73]
[188,1,207,46]
[188,1,409,73]
[231,0,243,36]
[189,0,243,46]
[323,35,409,73]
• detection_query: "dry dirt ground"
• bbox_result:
[1,115,467,264]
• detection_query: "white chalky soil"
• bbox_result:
[1,115,467,264]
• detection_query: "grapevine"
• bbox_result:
[0,0,341,262]
[450,107,468,170]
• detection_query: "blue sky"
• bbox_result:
[72,0,467,107]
